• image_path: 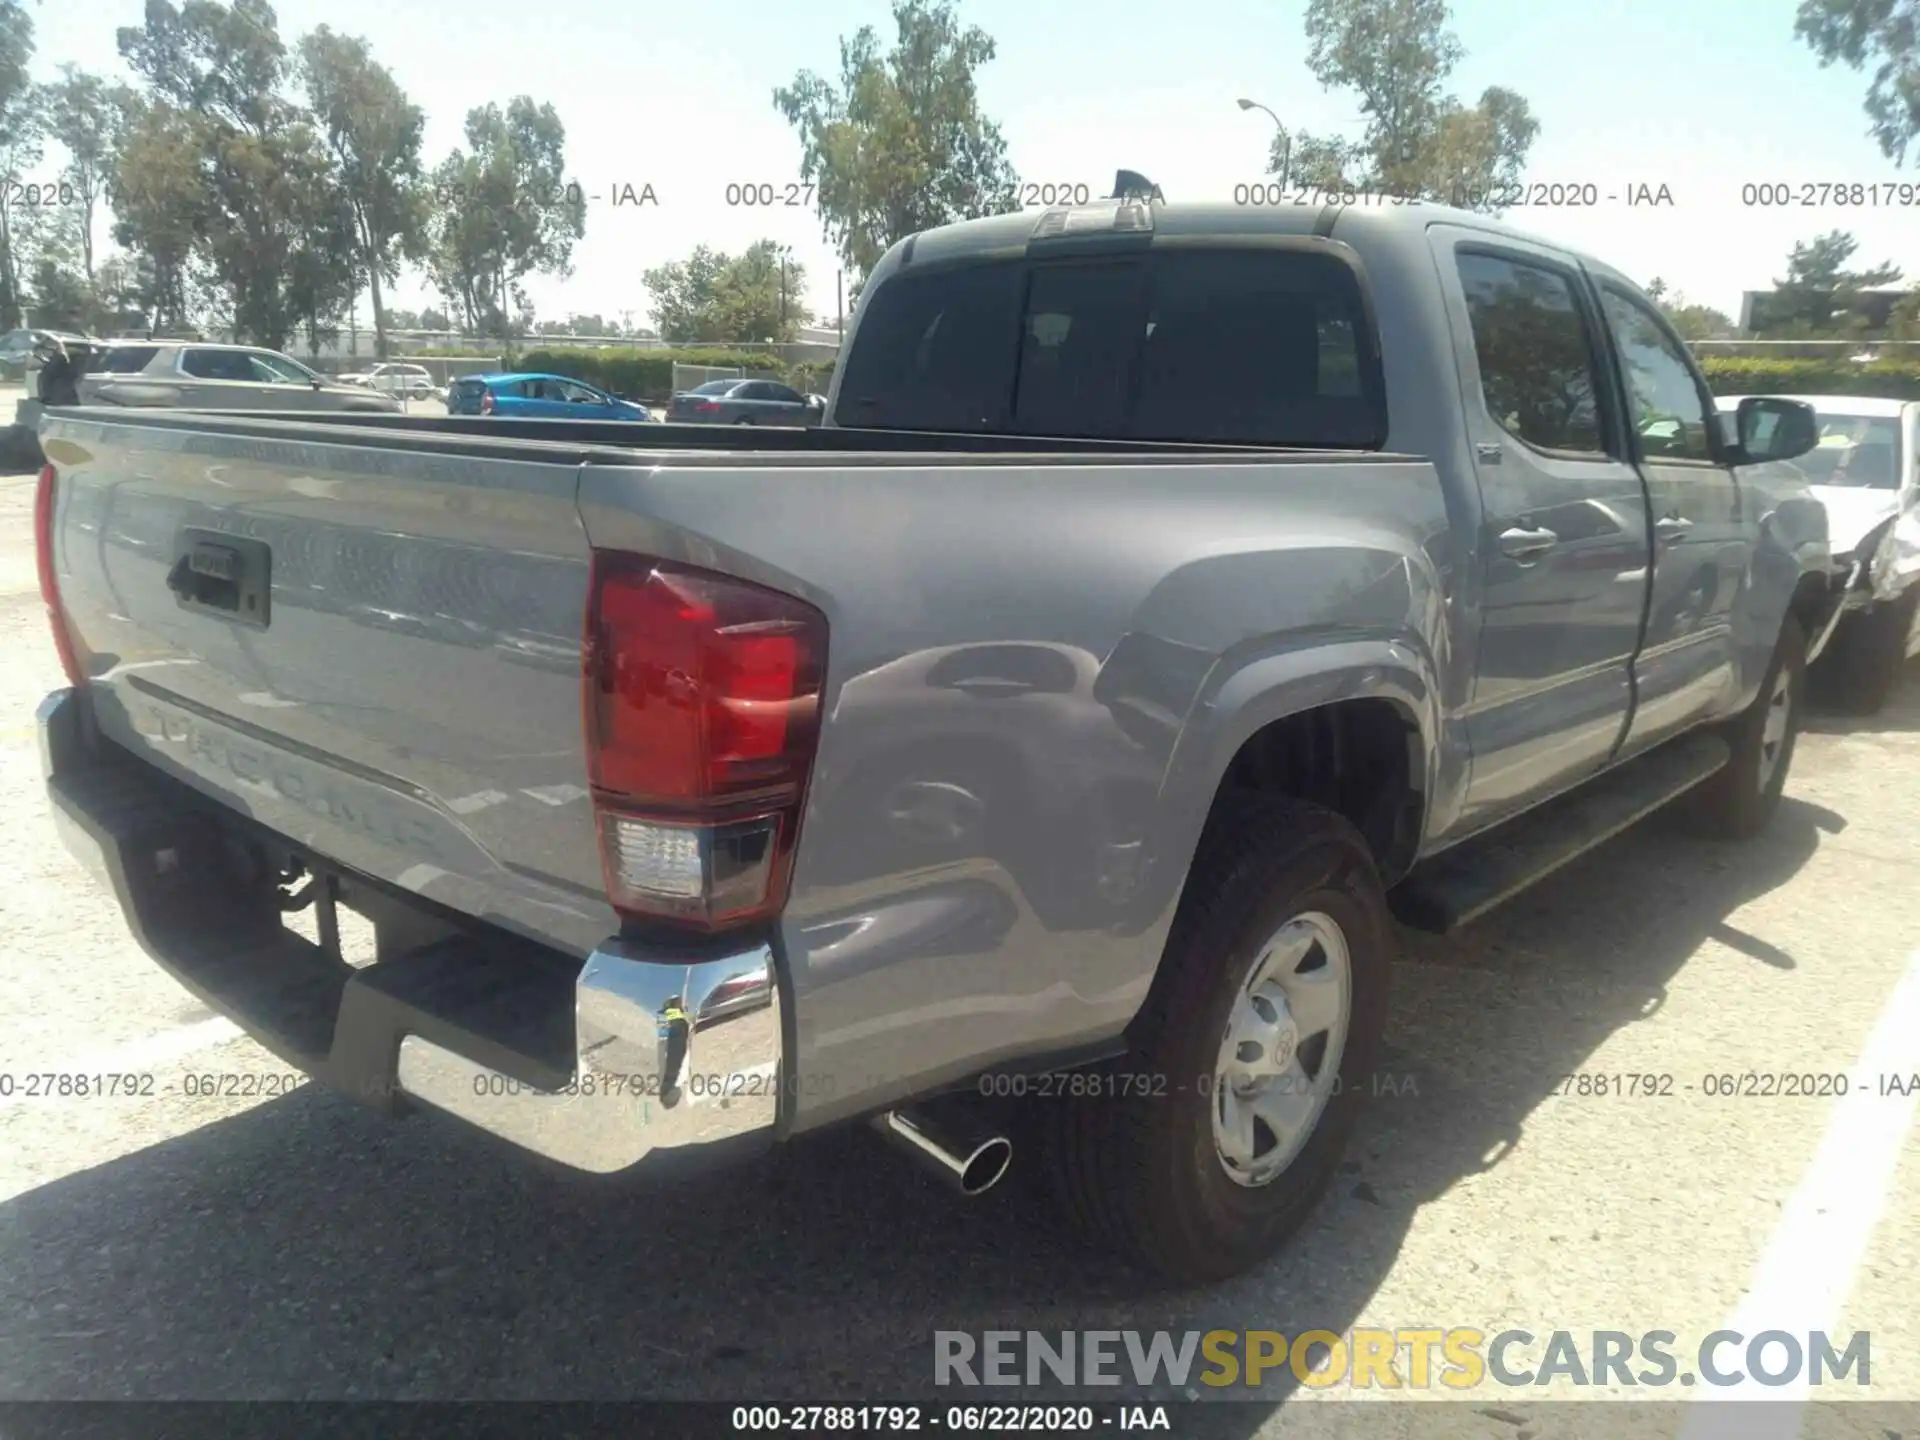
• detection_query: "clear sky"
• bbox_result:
[29,0,1920,331]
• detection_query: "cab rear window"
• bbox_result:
[837,247,1385,448]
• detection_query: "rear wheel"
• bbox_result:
[1678,614,1805,839]
[1042,796,1391,1282]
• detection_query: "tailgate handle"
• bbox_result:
[167,530,272,628]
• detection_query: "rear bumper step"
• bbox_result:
[38,686,784,1175]
[1390,730,1732,933]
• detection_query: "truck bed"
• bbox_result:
[39,405,1447,1130]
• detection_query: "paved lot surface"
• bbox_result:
[0,462,1915,1434]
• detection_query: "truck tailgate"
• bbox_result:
[46,419,613,955]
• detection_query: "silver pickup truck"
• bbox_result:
[34,199,1835,1283]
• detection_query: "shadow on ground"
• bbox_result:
[0,795,1840,1427]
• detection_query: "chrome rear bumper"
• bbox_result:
[41,685,784,1177]
[395,940,782,1173]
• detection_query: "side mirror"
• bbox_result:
[1732,397,1818,464]
[311,378,323,389]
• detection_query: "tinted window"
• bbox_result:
[1600,288,1714,461]
[837,262,1025,432]
[690,380,738,396]
[842,249,1383,446]
[1456,253,1603,454]
[1133,249,1380,446]
[95,346,159,374]
[1014,262,1143,437]
[181,348,255,381]
[765,384,804,404]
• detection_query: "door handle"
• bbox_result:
[1498,525,1559,560]
[1654,515,1693,542]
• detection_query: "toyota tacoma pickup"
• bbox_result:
[34,198,1835,1283]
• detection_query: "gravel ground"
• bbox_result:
[0,463,1914,1435]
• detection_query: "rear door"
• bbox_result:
[488,379,539,417]
[178,347,276,408]
[1593,284,1749,750]
[1429,230,1651,828]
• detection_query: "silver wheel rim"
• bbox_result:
[1211,910,1352,1188]
[1756,666,1793,792]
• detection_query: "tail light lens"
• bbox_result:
[583,554,827,931]
[479,389,495,415]
[34,464,87,688]
[694,401,720,414]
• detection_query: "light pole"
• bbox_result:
[1236,97,1292,190]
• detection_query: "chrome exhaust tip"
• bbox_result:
[873,1102,1013,1196]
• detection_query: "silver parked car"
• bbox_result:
[77,342,402,413]
[336,361,436,400]
[666,377,826,425]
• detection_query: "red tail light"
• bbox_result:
[480,389,495,415]
[583,554,827,931]
[34,464,86,688]
[694,401,720,414]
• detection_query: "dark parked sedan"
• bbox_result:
[666,377,825,426]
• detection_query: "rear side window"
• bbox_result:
[840,248,1384,447]
[95,346,159,374]
[1456,252,1603,455]
[837,262,1026,432]
[1132,250,1379,446]
[181,348,255,381]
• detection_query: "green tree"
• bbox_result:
[298,26,428,358]
[642,243,727,342]
[714,241,811,342]
[644,241,813,343]
[0,0,38,328]
[116,0,358,349]
[1795,0,1920,164]
[425,98,584,341]
[1766,230,1903,336]
[45,66,117,284]
[773,0,1018,280]
[1644,277,1737,342]
[1263,0,1538,212]
[108,93,206,333]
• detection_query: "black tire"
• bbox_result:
[1041,795,1392,1283]
[1678,614,1806,840]
[1815,591,1917,716]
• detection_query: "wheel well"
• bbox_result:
[1211,699,1424,879]
[1789,571,1833,634]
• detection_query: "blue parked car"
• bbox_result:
[446,372,655,421]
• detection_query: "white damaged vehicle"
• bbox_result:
[1718,395,1920,712]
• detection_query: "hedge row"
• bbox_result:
[1698,356,1920,400]
[515,346,786,400]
